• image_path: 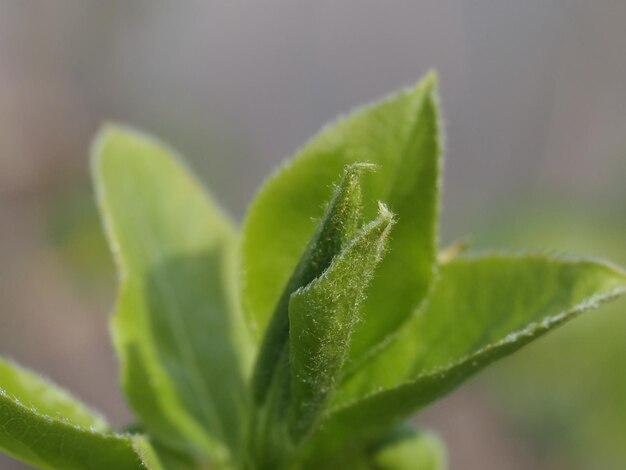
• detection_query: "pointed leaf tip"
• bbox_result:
[376,201,395,223]
[252,163,372,404]
[288,205,395,440]
[241,72,442,361]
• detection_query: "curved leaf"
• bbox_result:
[310,253,626,457]
[0,358,148,469]
[0,357,107,431]
[241,73,442,368]
[247,165,374,469]
[92,125,252,462]
[252,163,371,404]
[288,203,394,441]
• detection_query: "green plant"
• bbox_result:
[476,200,626,469]
[1,73,625,469]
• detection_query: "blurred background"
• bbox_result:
[1,1,625,469]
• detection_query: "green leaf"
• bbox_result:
[241,73,442,368]
[288,203,395,441]
[129,437,168,470]
[148,441,205,470]
[0,357,107,431]
[92,125,252,462]
[251,163,371,404]
[371,427,446,470]
[247,164,373,469]
[309,253,626,458]
[0,358,149,469]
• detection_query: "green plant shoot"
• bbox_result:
[0,73,624,469]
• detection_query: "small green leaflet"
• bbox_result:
[0,358,151,469]
[241,73,441,372]
[251,163,370,404]
[247,164,381,468]
[288,202,394,441]
[308,254,626,458]
[93,126,252,465]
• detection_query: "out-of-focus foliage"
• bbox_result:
[477,198,626,470]
[47,187,114,293]
[0,358,151,469]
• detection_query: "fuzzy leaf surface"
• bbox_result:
[0,357,107,431]
[93,126,251,462]
[288,204,394,441]
[252,164,369,403]
[242,73,441,367]
[310,254,626,458]
[0,358,149,469]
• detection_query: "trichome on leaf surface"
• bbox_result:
[1,72,625,470]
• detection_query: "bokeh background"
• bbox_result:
[1,2,625,469]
